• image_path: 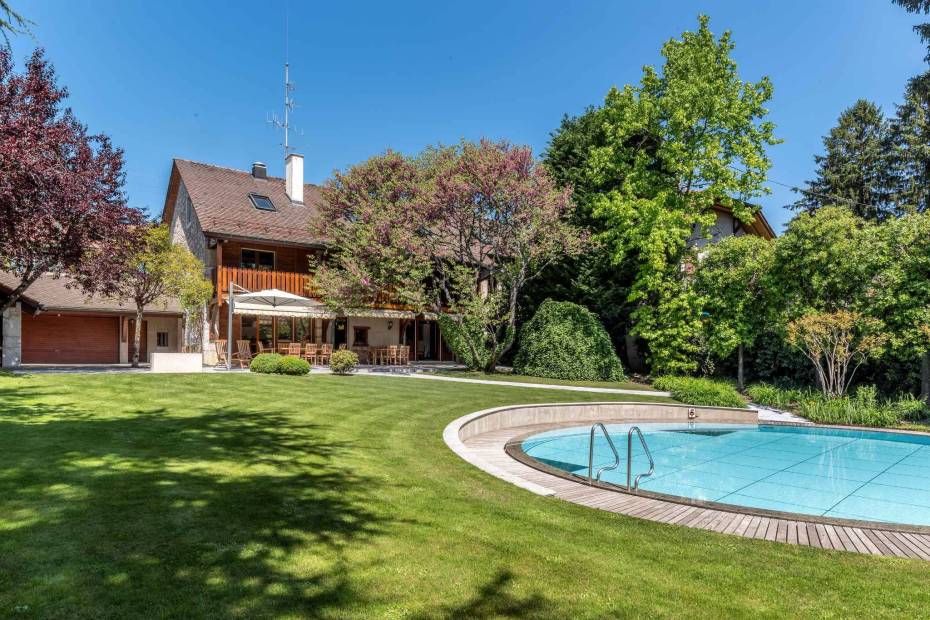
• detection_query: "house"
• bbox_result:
[688,203,776,248]
[623,202,776,372]
[0,273,183,366]
[161,154,452,365]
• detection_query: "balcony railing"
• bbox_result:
[216,266,316,298]
[215,266,435,312]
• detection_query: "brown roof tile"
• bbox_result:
[0,272,182,315]
[173,159,325,246]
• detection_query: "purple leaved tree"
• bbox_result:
[0,48,143,314]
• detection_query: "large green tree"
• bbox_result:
[869,212,930,400]
[792,100,897,220]
[522,106,647,364]
[892,73,930,213]
[770,206,879,318]
[587,15,779,374]
[694,235,775,389]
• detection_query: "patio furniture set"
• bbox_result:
[214,340,411,369]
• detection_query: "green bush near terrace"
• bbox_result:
[250,353,310,375]
[250,353,284,374]
[329,349,359,375]
[278,356,311,375]
[652,376,746,408]
[513,300,626,382]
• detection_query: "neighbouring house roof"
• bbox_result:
[711,203,776,240]
[0,272,183,316]
[162,159,325,247]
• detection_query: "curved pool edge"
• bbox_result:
[443,402,930,559]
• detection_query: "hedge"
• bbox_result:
[250,353,284,374]
[652,376,746,408]
[513,300,625,382]
[249,353,310,376]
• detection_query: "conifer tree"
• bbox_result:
[792,100,896,221]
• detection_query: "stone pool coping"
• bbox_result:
[443,402,930,559]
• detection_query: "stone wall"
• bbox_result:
[1,303,21,367]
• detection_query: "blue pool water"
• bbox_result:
[521,423,930,526]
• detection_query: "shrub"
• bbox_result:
[330,349,359,375]
[513,300,625,382]
[889,394,930,422]
[278,356,311,376]
[798,386,930,427]
[745,383,817,410]
[437,313,492,370]
[652,376,746,408]
[250,353,284,374]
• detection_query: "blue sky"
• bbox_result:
[8,1,929,231]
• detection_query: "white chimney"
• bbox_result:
[285,153,304,203]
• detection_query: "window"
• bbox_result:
[249,193,276,211]
[241,249,275,271]
[241,316,273,350]
[353,326,369,346]
[295,318,314,343]
[276,317,293,342]
[156,331,169,347]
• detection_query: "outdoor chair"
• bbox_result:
[388,345,399,365]
[287,342,302,356]
[303,344,318,365]
[257,341,269,354]
[214,339,233,367]
[399,345,410,366]
[319,344,333,365]
[236,340,253,368]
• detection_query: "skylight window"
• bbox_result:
[249,193,276,212]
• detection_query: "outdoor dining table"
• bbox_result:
[371,347,389,365]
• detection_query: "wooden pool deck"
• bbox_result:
[461,424,930,559]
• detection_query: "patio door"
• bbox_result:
[334,318,348,348]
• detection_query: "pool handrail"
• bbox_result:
[587,423,620,484]
[627,426,655,491]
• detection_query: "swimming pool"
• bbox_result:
[520,423,930,526]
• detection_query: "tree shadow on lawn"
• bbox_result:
[0,405,401,617]
[413,569,561,620]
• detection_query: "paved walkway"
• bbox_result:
[404,372,669,397]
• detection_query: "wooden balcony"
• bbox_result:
[216,266,316,298]
[215,266,432,312]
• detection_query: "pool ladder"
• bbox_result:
[587,424,655,492]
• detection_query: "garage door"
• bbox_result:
[22,314,120,364]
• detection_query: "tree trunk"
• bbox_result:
[0,273,41,315]
[921,351,930,405]
[737,343,745,391]
[132,306,143,368]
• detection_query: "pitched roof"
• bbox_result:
[0,272,183,315]
[711,203,777,240]
[165,159,325,247]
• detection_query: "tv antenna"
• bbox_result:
[268,4,302,156]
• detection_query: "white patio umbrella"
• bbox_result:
[235,288,322,309]
[225,286,329,369]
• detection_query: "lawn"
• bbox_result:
[1,373,928,618]
[426,369,658,391]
